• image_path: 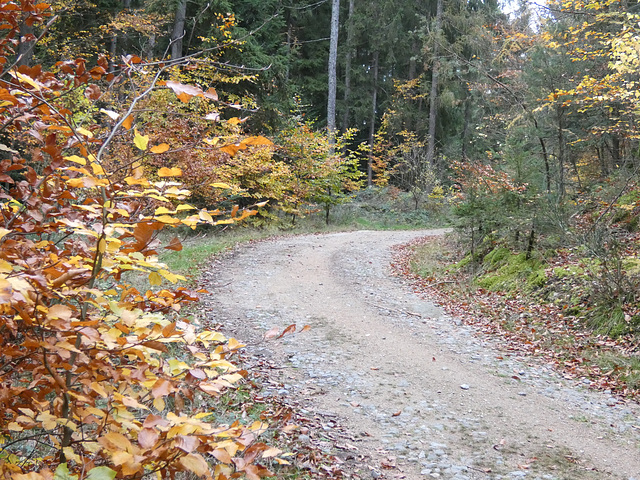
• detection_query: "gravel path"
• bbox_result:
[203,230,640,480]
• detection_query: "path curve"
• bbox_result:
[203,230,640,480]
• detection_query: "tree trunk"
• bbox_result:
[426,0,443,167]
[171,0,187,60]
[368,50,379,187]
[341,0,354,132]
[327,0,340,142]
[108,34,117,73]
[539,136,551,193]
[461,89,471,160]
[557,105,565,199]
[16,23,34,66]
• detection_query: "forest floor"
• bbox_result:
[200,230,640,480]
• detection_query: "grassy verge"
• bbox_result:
[399,234,640,400]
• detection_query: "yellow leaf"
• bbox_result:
[158,167,182,177]
[91,162,105,175]
[227,338,244,350]
[0,258,12,273]
[199,211,213,223]
[35,411,57,430]
[158,269,185,283]
[112,450,134,466]
[134,130,149,150]
[221,373,243,384]
[176,204,196,211]
[203,137,220,146]
[150,143,170,154]
[65,155,87,165]
[262,447,282,458]
[91,382,108,398]
[149,272,162,286]
[155,215,181,224]
[210,182,231,189]
[15,71,41,91]
[0,228,11,240]
[154,207,173,215]
[179,453,209,476]
[77,127,94,138]
[153,397,165,411]
[98,238,106,253]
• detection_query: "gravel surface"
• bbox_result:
[202,230,640,480]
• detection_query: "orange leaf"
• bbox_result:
[150,143,170,154]
[176,435,200,453]
[122,114,133,130]
[243,135,273,146]
[164,237,183,251]
[176,92,191,103]
[211,448,232,464]
[151,378,173,399]
[278,324,296,338]
[219,144,246,156]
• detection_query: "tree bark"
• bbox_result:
[341,0,355,132]
[557,105,565,199]
[171,0,187,60]
[327,0,340,142]
[426,0,443,167]
[16,23,34,66]
[461,89,471,160]
[368,50,379,187]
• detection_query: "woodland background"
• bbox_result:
[1,0,640,478]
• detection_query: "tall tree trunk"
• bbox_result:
[171,0,187,60]
[285,21,293,83]
[368,50,379,187]
[461,89,471,160]
[426,0,443,167]
[341,0,354,132]
[16,23,34,66]
[327,0,340,142]
[557,105,565,199]
[108,34,117,73]
[144,33,156,60]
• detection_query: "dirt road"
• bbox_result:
[204,230,640,480]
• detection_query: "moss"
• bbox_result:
[475,250,546,293]
[452,254,472,271]
[623,257,640,276]
[553,265,586,278]
[483,246,511,266]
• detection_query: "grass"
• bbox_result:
[592,352,640,390]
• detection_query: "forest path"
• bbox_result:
[204,230,640,480]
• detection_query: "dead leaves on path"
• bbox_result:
[391,235,640,401]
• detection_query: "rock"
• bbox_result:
[460,384,470,390]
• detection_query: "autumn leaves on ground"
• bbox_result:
[2,0,640,479]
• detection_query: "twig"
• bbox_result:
[424,280,456,288]
[370,303,422,318]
